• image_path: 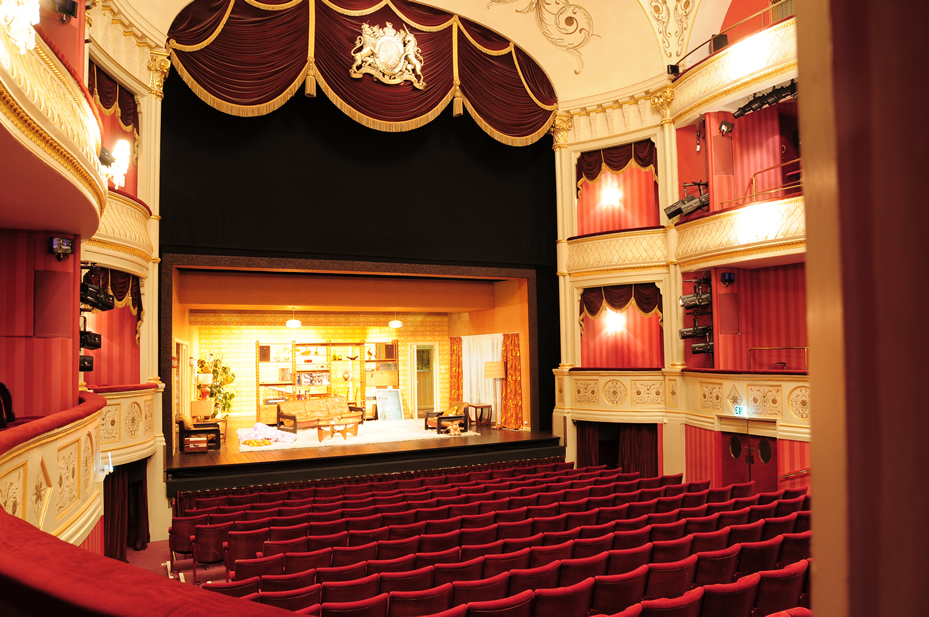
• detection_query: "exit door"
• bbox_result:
[721,432,778,493]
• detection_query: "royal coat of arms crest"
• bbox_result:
[350,22,425,90]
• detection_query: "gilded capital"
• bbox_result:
[148,51,171,100]
[550,115,573,150]
[650,87,675,125]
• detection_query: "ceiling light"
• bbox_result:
[1,0,39,55]
[389,310,402,328]
[286,309,301,328]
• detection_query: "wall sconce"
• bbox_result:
[101,140,131,189]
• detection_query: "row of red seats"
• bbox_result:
[177,459,573,514]
[203,557,811,617]
[185,466,655,515]
[181,482,807,582]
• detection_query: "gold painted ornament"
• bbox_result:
[350,22,425,90]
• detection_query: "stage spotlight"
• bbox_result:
[680,292,712,309]
[664,194,699,219]
[80,330,102,350]
[680,192,710,216]
[80,282,115,311]
[691,341,714,355]
[685,272,712,285]
[719,121,734,136]
[679,324,711,339]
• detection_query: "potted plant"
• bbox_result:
[197,356,236,418]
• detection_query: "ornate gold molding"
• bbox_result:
[650,87,674,125]
[551,115,573,150]
[148,51,170,100]
[0,413,101,467]
[83,238,152,265]
[567,229,667,274]
[677,239,806,269]
[569,264,670,278]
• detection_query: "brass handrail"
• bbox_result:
[778,468,811,480]
[718,181,803,206]
[750,158,802,201]
[748,346,809,369]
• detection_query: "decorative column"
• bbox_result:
[551,115,577,369]
[651,87,686,368]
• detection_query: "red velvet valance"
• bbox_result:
[576,139,658,196]
[579,283,663,330]
[166,0,557,145]
[88,61,140,160]
[83,268,144,344]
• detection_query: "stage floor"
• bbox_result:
[166,418,563,496]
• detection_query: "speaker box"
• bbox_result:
[80,331,102,350]
[79,355,94,372]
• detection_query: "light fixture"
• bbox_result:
[720,272,735,287]
[680,292,712,310]
[485,361,506,429]
[389,310,402,329]
[286,308,301,328]
[665,191,710,220]
[691,340,714,355]
[719,121,734,137]
[0,0,40,55]
[101,140,131,189]
[679,316,711,340]
[601,186,622,208]
[605,308,626,334]
[197,373,213,399]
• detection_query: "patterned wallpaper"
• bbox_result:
[191,312,450,418]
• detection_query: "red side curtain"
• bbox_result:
[83,268,144,344]
[501,333,522,429]
[618,423,658,478]
[580,283,663,328]
[576,140,658,197]
[126,460,150,551]
[165,0,557,144]
[449,337,463,402]
[576,421,599,468]
[576,165,660,235]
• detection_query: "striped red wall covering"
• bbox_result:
[78,516,105,555]
[580,308,664,368]
[732,105,782,202]
[685,424,721,487]
[704,111,736,214]
[0,229,79,416]
[577,165,659,235]
[84,306,140,387]
[778,438,811,493]
[714,263,807,371]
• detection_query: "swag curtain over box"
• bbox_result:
[579,283,664,368]
[88,61,140,195]
[167,0,557,145]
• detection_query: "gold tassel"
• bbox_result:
[453,86,463,117]
[305,61,316,97]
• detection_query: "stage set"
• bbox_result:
[165,418,563,499]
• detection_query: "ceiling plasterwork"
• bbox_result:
[637,0,699,60]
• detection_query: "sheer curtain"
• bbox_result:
[461,334,503,421]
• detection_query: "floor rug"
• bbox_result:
[237,419,478,452]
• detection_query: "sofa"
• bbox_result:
[425,401,470,433]
[276,396,365,435]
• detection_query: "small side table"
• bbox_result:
[194,417,226,442]
[469,404,493,426]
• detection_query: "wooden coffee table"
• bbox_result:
[317,418,361,442]
[469,404,493,425]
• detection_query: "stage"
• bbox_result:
[165,421,563,497]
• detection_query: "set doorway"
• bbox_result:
[409,343,436,418]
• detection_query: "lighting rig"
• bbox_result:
[79,262,115,372]
[679,272,714,355]
[665,181,710,221]
[733,80,797,119]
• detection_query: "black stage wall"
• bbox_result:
[159,71,559,431]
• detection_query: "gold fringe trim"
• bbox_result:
[170,50,309,117]
[576,158,659,198]
[306,0,315,96]
[457,21,513,56]
[462,97,556,147]
[315,70,453,132]
[319,0,454,32]
[453,86,463,117]
[245,0,303,9]
[168,0,236,52]
[512,48,557,111]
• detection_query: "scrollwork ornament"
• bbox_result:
[551,115,573,150]
[788,386,811,420]
[674,0,694,56]
[148,51,171,100]
[488,0,597,74]
[574,379,599,404]
[649,0,671,57]
[603,380,627,406]
[650,87,674,124]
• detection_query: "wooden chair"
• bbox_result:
[425,401,470,434]
[176,417,221,452]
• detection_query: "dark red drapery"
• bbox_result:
[88,61,139,140]
[166,0,557,144]
[103,466,128,561]
[618,423,658,478]
[579,283,663,329]
[576,421,599,468]
[83,268,144,344]
[576,140,658,196]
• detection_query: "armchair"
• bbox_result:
[176,416,221,452]
[425,401,470,433]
